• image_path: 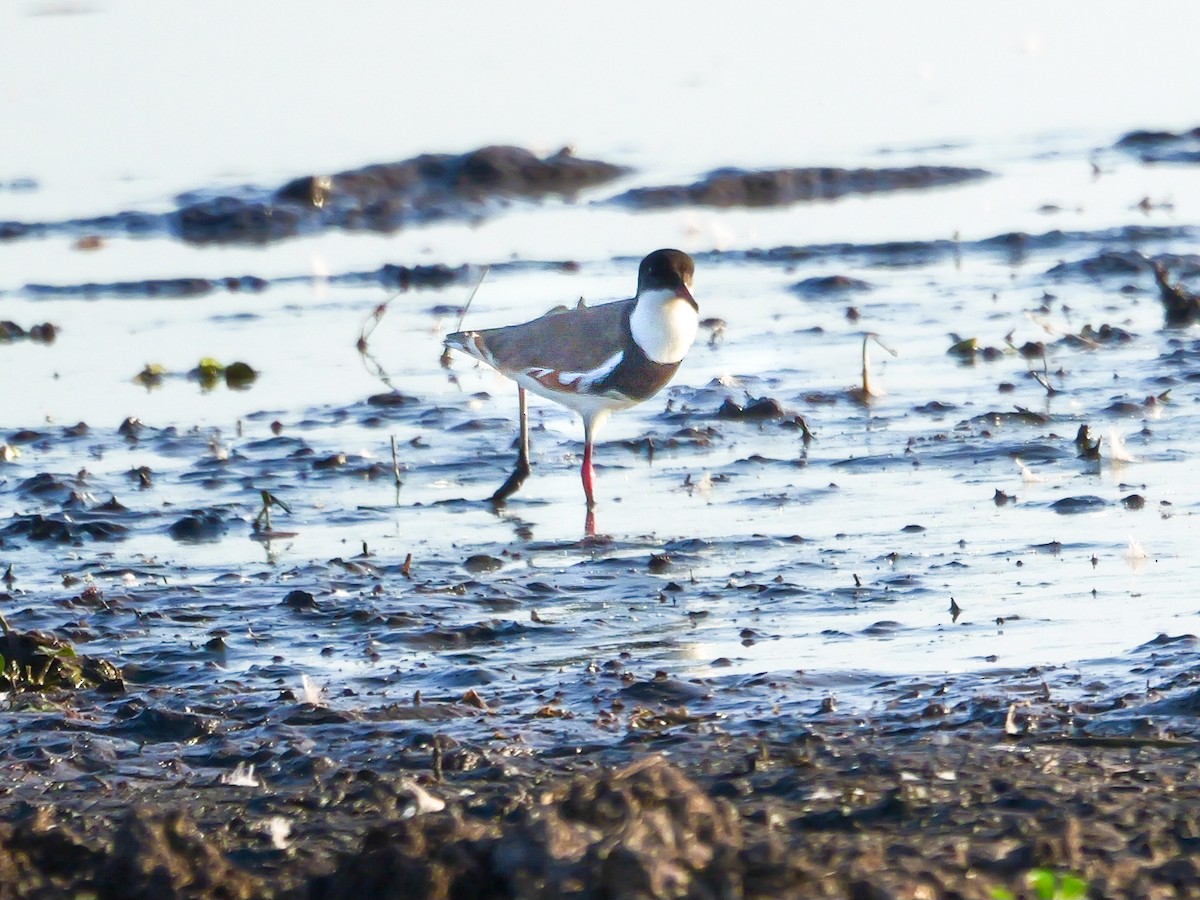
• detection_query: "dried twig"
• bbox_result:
[1029,347,1060,396]
[454,265,490,335]
[253,489,292,534]
[357,265,490,389]
[856,332,898,400]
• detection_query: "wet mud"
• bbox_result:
[0,155,991,250]
[0,146,626,246]
[612,165,988,210]
[9,227,1197,306]
[1114,125,1200,164]
[7,124,1200,897]
[789,274,873,299]
[1150,260,1200,327]
[21,264,467,302]
[0,322,57,344]
[3,710,1200,899]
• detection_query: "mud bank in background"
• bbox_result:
[0,145,626,245]
[0,154,991,248]
[1114,124,1200,164]
[612,164,989,209]
[18,264,467,301]
[2,715,1199,900]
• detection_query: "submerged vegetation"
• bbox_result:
[0,614,123,696]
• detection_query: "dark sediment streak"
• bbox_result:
[14,224,1200,301]
[20,264,466,300]
[611,164,990,209]
[0,146,627,246]
[1114,125,1200,164]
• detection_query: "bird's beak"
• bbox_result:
[677,282,698,311]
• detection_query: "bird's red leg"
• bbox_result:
[491,387,531,505]
[581,418,597,509]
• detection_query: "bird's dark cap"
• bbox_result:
[637,249,696,308]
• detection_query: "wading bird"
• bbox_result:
[445,249,698,520]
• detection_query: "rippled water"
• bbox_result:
[4,4,1200,766]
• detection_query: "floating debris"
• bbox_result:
[1150,259,1200,327]
[219,762,262,788]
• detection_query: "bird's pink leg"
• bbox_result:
[581,418,597,509]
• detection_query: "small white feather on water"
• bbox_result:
[398,779,446,819]
[1124,537,1148,572]
[301,674,324,706]
[264,816,292,849]
[1015,458,1042,484]
[1107,429,1136,463]
[310,253,330,300]
[220,761,261,787]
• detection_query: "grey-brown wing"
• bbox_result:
[474,298,634,374]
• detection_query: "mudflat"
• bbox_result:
[2,702,1197,899]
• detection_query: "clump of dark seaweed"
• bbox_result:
[0,614,123,695]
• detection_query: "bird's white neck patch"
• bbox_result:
[629,288,699,364]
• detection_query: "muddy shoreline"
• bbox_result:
[7,118,1200,899]
[2,709,1198,899]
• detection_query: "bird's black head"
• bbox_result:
[637,249,697,309]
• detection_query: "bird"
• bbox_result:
[444,249,698,516]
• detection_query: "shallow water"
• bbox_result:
[4,4,1200,776]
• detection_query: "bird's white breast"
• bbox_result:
[629,288,699,364]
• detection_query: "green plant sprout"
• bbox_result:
[992,869,1088,900]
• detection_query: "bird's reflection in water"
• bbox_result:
[489,502,603,542]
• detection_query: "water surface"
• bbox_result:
[4,3,1200,764]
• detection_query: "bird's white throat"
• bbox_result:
[629,288,699,364]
